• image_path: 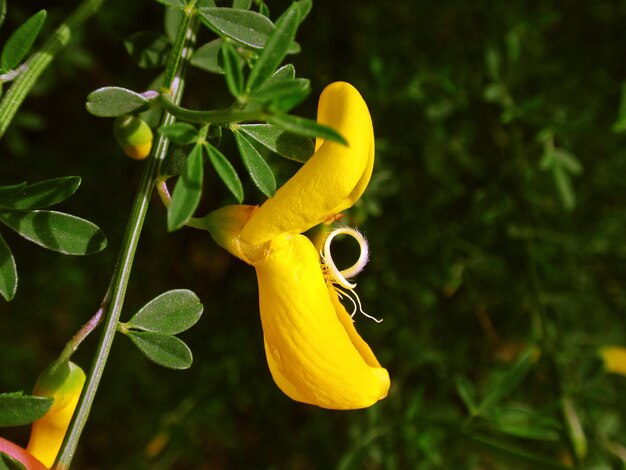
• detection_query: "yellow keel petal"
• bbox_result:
[256,233,388,409]
[240,82,375,246]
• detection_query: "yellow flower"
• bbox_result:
[202,82,389,409]
[27,361,86,468]
[599,346,626,376]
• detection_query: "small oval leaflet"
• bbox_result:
[127,331,193,370]
[127,289,204,335]
[0,210,107,256]
[0,393,53,428]
[85,87,151,118]
[0,232,17,301]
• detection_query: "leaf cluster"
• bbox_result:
[0,177,106,301]
[84,0,345,232]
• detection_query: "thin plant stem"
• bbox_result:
[52,11,198,470]
[47,293,109,376]
[0,0,106,140]
[159,94,266,124]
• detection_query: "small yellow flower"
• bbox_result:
[203,82,389,409]
[599,346,626,376]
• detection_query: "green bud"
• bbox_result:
[113,115,153,160]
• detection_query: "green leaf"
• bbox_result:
[127,289,203,335]
[232,0,251,9]
[220,41,244,98]
[0,183,26,201]
[250,77,309,104]
[153,0,186,9]
[238,124,313,162]
[562,397,587,461]
[612,82,626,133]
[85,87,151,118]
[269,63,295,81]
[158,122,198,145]
[0,0,6,31]
[0,177,81,210]
[267,114,347,145]
[233,131,275,197]
[198,7,275,49]
[455,376,478,415]
[0,10,46,72]
[160,146,188,178]
[190,39,223,74]
[245,4,300,92]
[124,31,171,69]
[259,3,270,18]
[477,347,538,414]
[464,434,570,469]
[553,164,576,211]
[168,144,204,231]
[0,232,17,301]
[553,148,583,175]
[238,64,297,113]
[0,210,107,255]
[127,331,193,369]
[164,7,184,43]
[293,0,312,22]
[0,392,52,427]
[0,452,26,470]
[204,142,244,202]
[490,406,560,441]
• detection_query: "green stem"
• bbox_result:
[159,94,265,124]
[48,288,111,375]
[52,11,197,470]
[0,0,106,140]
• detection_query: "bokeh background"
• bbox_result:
[2,0,626,468]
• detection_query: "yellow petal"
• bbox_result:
[256,232,389,409]
[239,82,375,246]
[599,346,626,376]
[27,361,86,468]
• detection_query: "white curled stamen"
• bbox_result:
[320,227,382,323]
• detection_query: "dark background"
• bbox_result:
[2,0,626,468]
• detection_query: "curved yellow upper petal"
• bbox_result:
[256,233,388,409]
[239,82,375,246]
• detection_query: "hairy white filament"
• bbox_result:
[320,227,382,323]
[321,227,370,289]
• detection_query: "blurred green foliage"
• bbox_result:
[2,0,626,468]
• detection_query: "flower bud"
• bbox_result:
[113,115,153,160]
[26,361,86,468]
